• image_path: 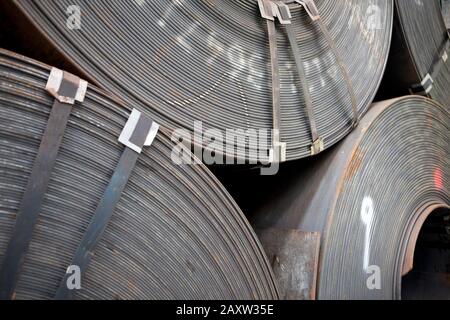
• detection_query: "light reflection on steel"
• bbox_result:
[10,0,393,162]
[253,96,450,299]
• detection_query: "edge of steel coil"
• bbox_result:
[252,95,450,300]
[0,48,279,300]
[379,0,450,105]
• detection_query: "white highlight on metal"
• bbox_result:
[421,73,434,94]
[75,79,88,102]
[119,109,159,154]
[135,0,146,6]
[145,120,160,147]
[361,196,374,271]
[46,68,64,97]
[157,0,185,28]
[365,4,383,30]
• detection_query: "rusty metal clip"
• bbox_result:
[45,67,87,104]
[291,0,320,21]
[310,138,324,156]
[258,0,292,25]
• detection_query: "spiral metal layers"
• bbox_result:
[395,0,450,104]
[12,0,393,161]
[253,96,450,299]
[0,49,278,300]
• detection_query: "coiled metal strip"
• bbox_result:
[253,96,450,299]
[0,49,279,300]
[11,0,393,162]
[392,0,450,105]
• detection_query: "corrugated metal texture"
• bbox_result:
[0,49,279,300]
[252,96,450,299]
[10,0,393,162]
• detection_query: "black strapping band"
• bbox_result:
[410,38,450,96]
[54,109,159,300]
[0,68,87,300]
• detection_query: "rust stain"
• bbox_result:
[154,44,171,64]
[343,146,365,183]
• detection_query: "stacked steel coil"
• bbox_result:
[443,0,450,30]
[0,49,278,300]
[9,0,393,161]
[253,96,450,299]
[380,0,450,104]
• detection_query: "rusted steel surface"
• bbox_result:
[253,96,450,299]
[8,0,393,162]
[257,228,320,300]
[0,49,279,300]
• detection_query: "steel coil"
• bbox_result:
[379,0,450,105]
[252,96,450,299]
[0,49,278,300]
[443,0,450,30]
[9,0,393,162]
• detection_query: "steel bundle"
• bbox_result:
[253,96,450,299]
[11,0,393,161]
[381,0,450,104]
[0,49,278,300]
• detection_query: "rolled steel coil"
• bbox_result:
[379,0,450,105]
[0,49,278,300]
[9,0,393,161]
[443,0,450,30]
[253,96,450,299]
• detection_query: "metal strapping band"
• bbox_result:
[260,0,359,156]
[54,109,159,300]
[0,68,87,300]
[259,0,287,163]
[292,0,359,130]
[410,38,450,96]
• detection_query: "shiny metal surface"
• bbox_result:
[0,49,279,300]
[11,0,393,162]
[253,96,450,299]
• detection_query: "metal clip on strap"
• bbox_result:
[410,39,449,96]
[54,109,159,300]
[0,68,87,300]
